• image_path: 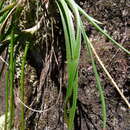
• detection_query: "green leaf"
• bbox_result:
[0,2,16,16]
[81,23,107,129]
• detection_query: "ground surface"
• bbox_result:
[0,0,130,130]
[78,0,130,129]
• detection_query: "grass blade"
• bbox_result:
[81,23,107,129]
[58,0,76,59]
[77,5,130,55]
[57,1,82,129]
[56,1,71,60]
[19,43,29,130]
[9,28,15,129]
[0,2,16,16]
[5,71,9,130]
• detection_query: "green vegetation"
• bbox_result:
[0,0,129,130]
[19,43,29,130]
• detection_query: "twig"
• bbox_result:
[17,74,62,113]
[22,15,44,34]
[0,56,8,66]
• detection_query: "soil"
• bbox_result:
[0,0,130,130]
[77,0,130,129]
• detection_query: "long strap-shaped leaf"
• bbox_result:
[57,0,81,129]
[9,28,15,129]
[19,43,29,130]
[77,5,130,55]
[81,22,107,128]
[57,0,75,59]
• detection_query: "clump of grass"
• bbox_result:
[0,0,129,130]
[0,1,28,129]
[56,0,129,129]
[56,0,106,129]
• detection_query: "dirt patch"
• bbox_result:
[77,0,130,129]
